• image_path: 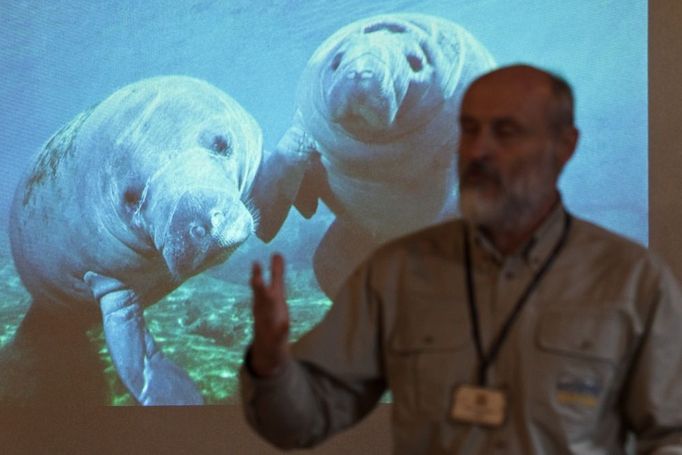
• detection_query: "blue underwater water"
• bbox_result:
[0,0,647,405]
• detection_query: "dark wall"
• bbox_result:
[650,0,682,281]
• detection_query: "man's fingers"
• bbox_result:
[250,262,267,300]
[248,254,290,376]
[250,256,285,298]
[250,262,262,285]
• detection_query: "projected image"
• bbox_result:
[0,1,647,405]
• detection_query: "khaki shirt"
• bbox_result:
[240,207,682,454]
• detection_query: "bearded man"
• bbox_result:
[240,65,682,454]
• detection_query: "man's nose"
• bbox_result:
[461,129,494,161]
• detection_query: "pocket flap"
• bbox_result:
[537,308,628,363]
[391,292,470,353]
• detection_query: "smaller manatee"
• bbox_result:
[253,14,496,298]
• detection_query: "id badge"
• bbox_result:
[450,385,507,427]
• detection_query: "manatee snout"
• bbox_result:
[162,189,253,279]
[327,52,408,135]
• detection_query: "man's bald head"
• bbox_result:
[466,64,575,137]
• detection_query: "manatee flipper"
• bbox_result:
[295,149,338,219]
[251,111,321,241]
[313,220,379,299]
[84,272,203,405]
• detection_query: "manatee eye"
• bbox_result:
[123,187,142,208]
[330,52,344,71]
[210,135,231,156]
[406,54,423,72]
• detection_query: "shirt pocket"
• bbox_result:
[532,307,631,434]
[386,291,473,418]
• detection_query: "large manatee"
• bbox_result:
[5,76,262,405]
[253,14,495,298]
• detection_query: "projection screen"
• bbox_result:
[0,0,647,413]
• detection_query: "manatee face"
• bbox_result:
[90,76,263,285]
[129,153,255,281]
[319,17,446,142]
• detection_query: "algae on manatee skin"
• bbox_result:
[23,105,98,206]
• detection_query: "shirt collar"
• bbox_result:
[467,201,568,272]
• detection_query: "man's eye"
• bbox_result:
[494,125,522,139]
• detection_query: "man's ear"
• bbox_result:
[557,126,579,166]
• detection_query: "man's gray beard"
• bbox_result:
[458,152,559,232]
[459,187,536,232]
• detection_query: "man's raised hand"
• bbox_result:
[249,254,291,377]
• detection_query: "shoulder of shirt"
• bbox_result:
[569,213,671,273]
[571,215,643,248]
[370,218,463,261]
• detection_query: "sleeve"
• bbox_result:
[239,261,387,449]
[624,262,682,454]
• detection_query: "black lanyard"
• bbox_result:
[463,213,572,386]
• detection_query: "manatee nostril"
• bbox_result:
[210,209,225,228]
[123,188,141,207]
[346,69,374,81]
[190,224,207,240]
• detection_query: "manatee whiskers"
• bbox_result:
[242,195,261,235]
